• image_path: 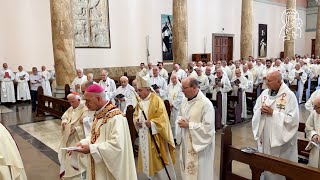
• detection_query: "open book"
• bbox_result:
[151,84,159,89]
[115,93,125,99]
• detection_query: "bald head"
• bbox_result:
[314,96,320,107]
[120,76,129,87]
[266,71,282,90]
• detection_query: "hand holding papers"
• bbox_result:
[61,147,81,151]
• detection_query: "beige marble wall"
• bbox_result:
[315,6,320,56]
[284,0,296,58]
[240,0,253,59]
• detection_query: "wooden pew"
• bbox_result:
[298,122,310,163]
[220,126,320,180]
[245,84,261,114]
[65,84,71,99]
[36,86,70,118]
[227,88,242,124]
[206,92,222,130]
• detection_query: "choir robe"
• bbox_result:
[40,70,52,96]
[305,110,320,168]
[310,64,320,82]
[243,71,254,92]
[196,74,209,95]
[252,83,299,180]
[282,63,294,82]
[231,76,248,118]
[305,89,320,111]
[58,103,90,179]
[138,68,148,77]
[133,92,176,179]
[15,71,31,101]
[221,66,232,80]
[188,70,197,78]
[159,68,169,82]
[211,75,232,125]
[249,68,258,86]
[98,77,116,101]
[71,75,87,94]
[176,91,215,180]
[79,103,137,180]
[167,82,184,138]
[0,123,27,180]
[288,69,307,104]
[260,67,274,90]
[114,84,135,113]
[148,76,168,100]
[0,69,16,103]
[172,69,187,80]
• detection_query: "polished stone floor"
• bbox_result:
[0,102,311,180]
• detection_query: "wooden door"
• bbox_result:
[213,36,233,61]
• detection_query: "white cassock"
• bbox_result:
[249,68,259,86]
[188,70,197,78]
[205,74,215,94]
[305,110,320,168]
[138,68,148,77]
[172,69,187,80]
[288,69,307,104]
[310,64,320,84]
[243,71,254,92]
[231,76,248,118]
[71,75,87,94]
[196,75,209,95]
[282,63,294,82]
[252,83,299,180]
[114,84,135,113]
[167,82,184,138]
[15,71,31,101]
[211,75,232,125]
[273,66,286,79]
[305,89,320,111]
[159,68,169,82]
[149,76,168,100]
[98,77,116,101]
[260,67,274,90]
[79,104,137,180]
[0,123,27,180]
[58,103,91,179]
[40,70,52,96]
[221,66,232,80]
[176,91,215,180]
[0,69,16,103]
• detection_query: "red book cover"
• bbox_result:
[4,72,9,78]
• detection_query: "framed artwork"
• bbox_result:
[161,14,173,61]
[258,24,267,57]
[72,0,111,48]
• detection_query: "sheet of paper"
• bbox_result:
[61,147,81,151]
[83,117,93,137]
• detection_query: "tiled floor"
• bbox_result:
[0,103,311,180]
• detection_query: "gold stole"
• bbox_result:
[90,102,122,180]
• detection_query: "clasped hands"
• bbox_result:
[61,122,76,134]
[261,105,273,115]
[178,118,189,128]
[136,119,151,129]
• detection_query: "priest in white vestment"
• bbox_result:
[138,63,148,77]
[0,123,27,180]
[0,63,16,103]
[305,89,320,112]
[242,65,254,92]
[252,71,299,180]
[98,70,116,102]
[148,66,168,100]
[195,67,209,95]
[58,92,92,180]
[282,58,294,83]
[177,77,215,180]
[231,69,248,118]
[15,66,31,101]
[211,68,232,125]
[288,64,307,104]
[260,60,274,90]
[134,75,176,180]
[167,74,184,139]
[158,62,169,82]
[73,84,137,180]
[171,64,187,80]
[114,76,135,113]
[305,96,320,168]
[40,66,52,96]
[71,68,87,94]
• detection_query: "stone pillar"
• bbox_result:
[284,0,296,58]
[240,0,253,59]
[315,4,320,56]
[173,0,188,69]
[50,0,76,98]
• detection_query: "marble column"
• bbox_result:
[284,0,296,58]
[240,0,253,59]
[315,3,320,56]
[173,0,188,69]
[50,0,76,98]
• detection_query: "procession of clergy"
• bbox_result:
[2,54,320,180]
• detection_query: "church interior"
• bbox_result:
[1,0,320,179]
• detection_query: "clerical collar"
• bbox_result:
[270,90,278,96]
[188,91,199,101]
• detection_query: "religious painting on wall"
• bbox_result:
[161,14,173,61]
[258,24,267,57]
[72,0,111,48]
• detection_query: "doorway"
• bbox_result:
[212,34,234,62]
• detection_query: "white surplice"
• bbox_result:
[40,70,52,96]
[195,74,209,95]
[98,77,116,101]
[260,67,274,90]
[243,70,254,92]
[80,106,137,180]
[231,76,248,118]
[15,71,31,101]
[211,75,232,125]
[0,69,16,103]
[159,68,169,81]
[252,83,299,180]
[114,84,135,113]
[171,69,187,80]
[288,69,307,103]
[305,110,320,168]
[0,123,27,180]
[71,75,87,94]
[167,82,184,138]
[305,89,320,111]
[149,76,168,100]
[176,91,215,180]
